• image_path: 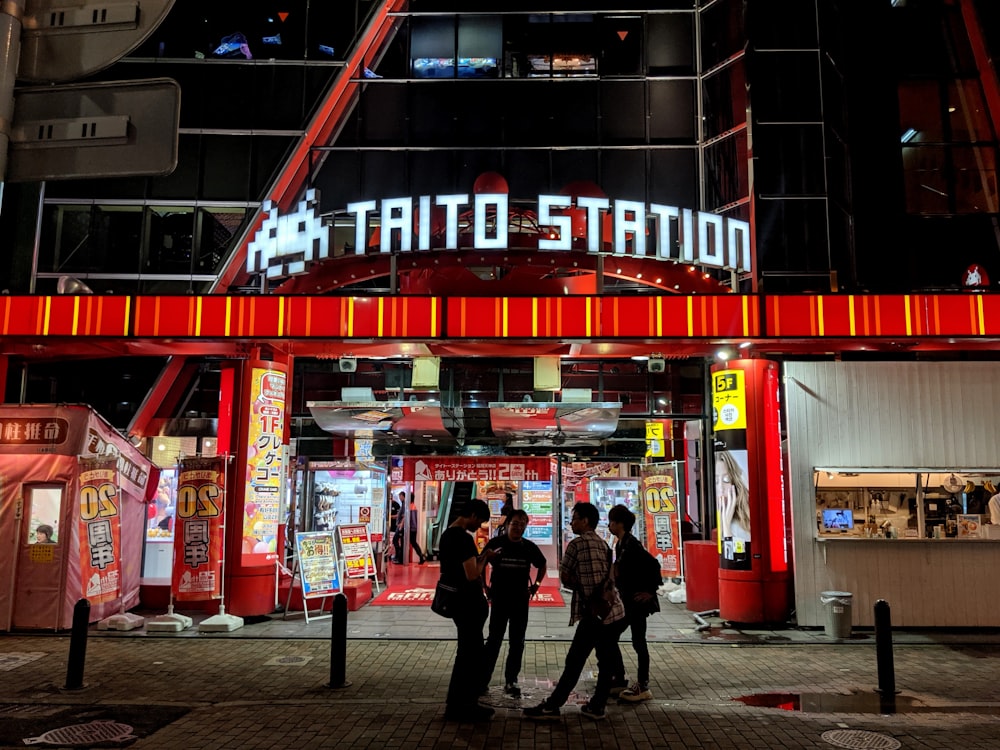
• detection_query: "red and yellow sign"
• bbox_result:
[78,457,122,604]
[337,523,376,579]
[172,457,225,601]
[642,468,681,578]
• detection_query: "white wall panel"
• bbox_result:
[785,362,1000,627]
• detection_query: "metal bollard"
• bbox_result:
[64,598,90,691]
[874,599,897,698]
[326,593,352,689]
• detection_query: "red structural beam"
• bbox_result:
[8,294,1000,346]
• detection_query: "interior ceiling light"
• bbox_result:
[738,341,752,349]
[716,349,731,361]
[900,127,918,143]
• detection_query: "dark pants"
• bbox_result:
[546,616,624,712]
[409,531,424,560]
[482,592,529,686]
[607,607,650,685]
[446,595,488,711]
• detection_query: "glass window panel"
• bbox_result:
[549,81,598,145]
[946,80,995,143]
[703,131,748,211]
[197,208,247,276]
[38,205,92,274]
[551,150,599,193]
[149,133,201,200]
[647,13,694,76]
[361,84,408,143]
[504,82,554,146]
[898,81,944,143]
[251,136,295,198]
[145,207,194,275]
[201,135,252,201]
[901,145,950,214]
[457,15,502,78]
[599,15,642,76]
[29,487,63,545]
[93,206,144,275]
[754,198,830,275]
[411,16,456,76]
[453,83,504,145]
[650,149,698,208]
[362,152,410,198]
[753,124,826,196]
[601,81,645,143]
[953,145,998,214]
[747,0,817,50]
[702,62,746,140]
[750,52,822,123]
[700,0,745,72]
[253,66,308,129]
[600,150,646,202]
[649,80,695,142]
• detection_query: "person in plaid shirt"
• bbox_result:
[524,502,625,721]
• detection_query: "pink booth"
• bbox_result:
[0,404,157,630]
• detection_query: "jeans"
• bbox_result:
[607,608,650,685]
[482,592,530,686]
[446,595,488,711]
[546,616,624,711]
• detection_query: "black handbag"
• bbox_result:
[431,580,459,618]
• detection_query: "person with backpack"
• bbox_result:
[606,503,662,702]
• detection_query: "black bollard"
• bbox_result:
[874,599,897,698]
[326,593,352,689]
[64,598,90,691]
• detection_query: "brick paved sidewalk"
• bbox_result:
[1,636,998,749]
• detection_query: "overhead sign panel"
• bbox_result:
[19,0,176,83]
[8,78,180,182]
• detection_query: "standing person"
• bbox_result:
[607,504,662,703]
[34,524,56,544]
[407,495,427,564]
[439,499,497,722]
[481,509,547,697]
[389,491,403,563]
[496,492,515,537]
[524,502,625,721]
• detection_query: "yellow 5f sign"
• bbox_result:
[712,369,747,431]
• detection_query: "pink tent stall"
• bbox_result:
[0,404,157,630]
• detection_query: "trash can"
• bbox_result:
[820,591,853,639]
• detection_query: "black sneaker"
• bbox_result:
[523,702,560,720]
[580,703,606,721]
[504,682,522,698]
[608,678,629,697]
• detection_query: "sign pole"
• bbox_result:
[0,0,26,189]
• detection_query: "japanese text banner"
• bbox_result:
[642,467,681,579]
[78,456,122,605]
[172,456,226,601]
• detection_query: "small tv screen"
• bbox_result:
[822,509,854,530]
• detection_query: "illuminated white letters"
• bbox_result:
[247,188,753,279]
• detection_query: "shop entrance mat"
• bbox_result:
[368,585,564,607]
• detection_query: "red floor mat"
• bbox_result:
[369,584,564,607]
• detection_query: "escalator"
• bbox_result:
[426,481,474,560]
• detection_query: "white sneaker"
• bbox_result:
[619,683,652,702]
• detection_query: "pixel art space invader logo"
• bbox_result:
[247,189,332,279]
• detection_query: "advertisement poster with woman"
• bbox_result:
[713,368,752,571]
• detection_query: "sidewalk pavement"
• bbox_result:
[1,610,999,749]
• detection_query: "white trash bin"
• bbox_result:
[820,591,853,639]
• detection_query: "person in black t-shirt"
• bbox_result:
[480,509,547,697]
[389,492,403,563]
[438,498,496,723]
[496,492,515,537]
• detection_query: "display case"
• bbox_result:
[142,468,177,579]
[814,469,1000,540]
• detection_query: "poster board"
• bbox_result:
[337,524,376,579]
[295,531,341,598]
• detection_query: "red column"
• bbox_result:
[711,359,791,624]
[217,355,291,616]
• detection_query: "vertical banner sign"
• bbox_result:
[712,369,752,571]
[243,367,287,565]
[295,531,341,597]
[641,466,681,578]
[172,457,226,601]
[78,456,122,604]
[337,524,376,578]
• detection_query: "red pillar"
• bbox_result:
[711,359,791,624]
[217,354,291,616]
